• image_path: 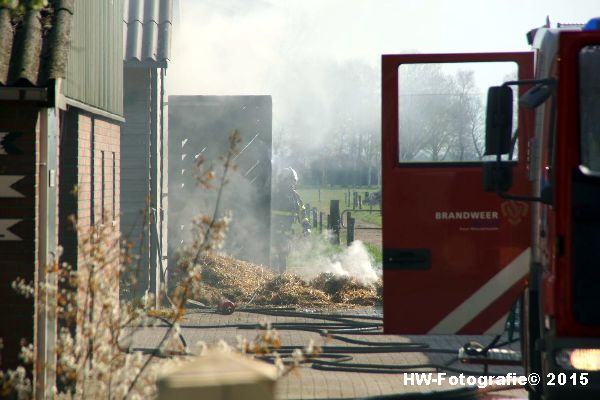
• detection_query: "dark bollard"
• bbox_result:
[358,195,362,210]
[330,200,340,245]
[347,217,355,246]
[312,208,318,228]
[353,192,357,209]
[320,212,324,233]
[346,212,353,246]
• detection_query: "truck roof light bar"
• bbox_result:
[584,17,600,31]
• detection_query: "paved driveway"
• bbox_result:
[130,307,527,399]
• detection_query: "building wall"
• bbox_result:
[121,69,152,297]
[0,104,121,370]
[63,0,124,116]
[121,67,168,301]
[59,110,121,270]
[0,105,39,368]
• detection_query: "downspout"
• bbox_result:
[149,68,156,305]
[36,108,48,400]
[159,67,166,297]
[36,98,59,400]
[151,67,166,308]
[36,108,58,399]
[160,68,169,287]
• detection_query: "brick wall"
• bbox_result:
[59,109,121,283]
[92,118,121,226]
[58,111,121,368]
[0,104,121,370]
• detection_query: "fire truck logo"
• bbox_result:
[500,201,529,225]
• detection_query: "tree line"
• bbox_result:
[276,60,506,186]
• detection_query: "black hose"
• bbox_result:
[309,360,491,376]
[240,307,383,322]
[273,345,454,355]
[317,386,480,400]
[238,322,381,331]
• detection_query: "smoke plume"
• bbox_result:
[287,234,380,284]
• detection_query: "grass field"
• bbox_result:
[286,230,383,272]
[294,186,382,264]
[364,242,382,264]
[297,186,382,226]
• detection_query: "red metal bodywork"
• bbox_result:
[382,53,534,334]
[547,32,600,337]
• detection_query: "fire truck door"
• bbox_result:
[382,52,533,334]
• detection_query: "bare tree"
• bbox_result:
[447,70,485,160]
[399,65,487,162]
[399,63,456,161]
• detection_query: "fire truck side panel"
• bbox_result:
[552,32,600,337]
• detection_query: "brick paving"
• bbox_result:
[130,307,528,399]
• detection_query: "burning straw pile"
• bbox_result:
[190,254,382,307]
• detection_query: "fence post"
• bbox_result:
[330,200,340,245]
[347,217,355,246]
[358,195,362,210]
[346,212,354,246]
[319,212,324,233]
[353,192,357,209]
[312,208,317,228]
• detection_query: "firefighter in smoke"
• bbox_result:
[271,167,311,272]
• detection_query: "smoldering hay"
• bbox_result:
[188,253,382,307]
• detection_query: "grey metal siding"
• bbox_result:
[120,66,168,302]
[63,0,123,116]
[120,69,150,254]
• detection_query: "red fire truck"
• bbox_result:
[382,18,600,399]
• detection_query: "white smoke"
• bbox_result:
[330,241,379,283]
[287,234,379,284]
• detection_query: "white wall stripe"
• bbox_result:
[428,248,530,334]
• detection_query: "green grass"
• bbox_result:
[364,242,383,264]
[290,186,382,268]
[297,186,381,227]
